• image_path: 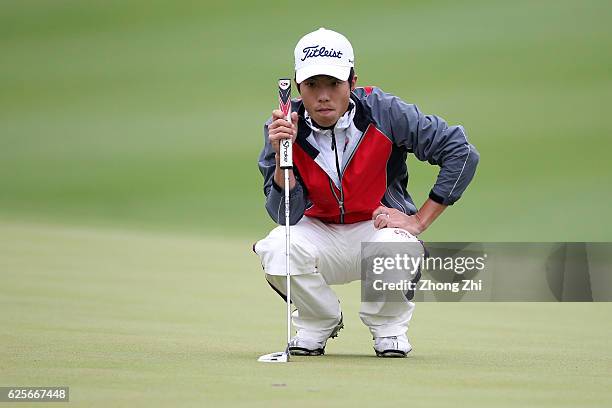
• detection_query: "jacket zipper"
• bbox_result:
[330,128,345,223]
[341,124,367,177]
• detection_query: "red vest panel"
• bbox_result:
[293,125,392,224]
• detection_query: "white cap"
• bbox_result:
[294,28,354,84]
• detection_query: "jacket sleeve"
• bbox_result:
[366,87,480,205]
[258,118,308,225]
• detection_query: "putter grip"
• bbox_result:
[278,78,293,169]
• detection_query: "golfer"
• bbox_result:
[254,28,479,357]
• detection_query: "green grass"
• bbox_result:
[1,1,611,406]
[1,219,611,407]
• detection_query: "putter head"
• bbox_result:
[258,351,289,363]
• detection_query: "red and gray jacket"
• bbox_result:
[258,86,480,225]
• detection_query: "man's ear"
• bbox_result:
[350,74,358,91]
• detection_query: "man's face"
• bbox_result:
[299,74,355,128]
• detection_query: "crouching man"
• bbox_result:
[254,28,479,357]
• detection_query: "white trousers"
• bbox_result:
[254,216,423,342]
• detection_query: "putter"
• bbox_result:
[258,78,293,363]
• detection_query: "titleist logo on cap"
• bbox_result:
[301,45,343,61]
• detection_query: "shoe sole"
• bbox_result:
[374,348,411,358]
[289,347,325,356]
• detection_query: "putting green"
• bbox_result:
[1,219,610,407]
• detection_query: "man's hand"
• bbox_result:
[372,206,426,236]
[268,110,299,155]
[372,199,448,236]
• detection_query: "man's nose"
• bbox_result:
[317,89,330,102]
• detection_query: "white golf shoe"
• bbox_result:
[288,337,326,356]
[373,334,412,358]
[288,316,344,356]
